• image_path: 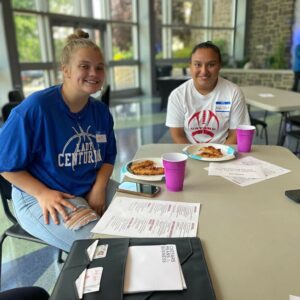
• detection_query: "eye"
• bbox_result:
[96,65,104,71]
[79,64,89,69]
[193,63,201,68]
[208,63,216,68]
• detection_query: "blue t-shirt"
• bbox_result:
[0,85,117,196]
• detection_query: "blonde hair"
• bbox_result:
[60,29,103,65]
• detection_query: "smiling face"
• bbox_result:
[190,47,221,95]
[62,47,105,97]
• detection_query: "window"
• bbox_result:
[49,0,77,15]
[155,0,241,69]
[21,70,49,95]
[12,0,37,10]
[10,0,139,97]
[110,0,133,21]
[14,13,42,62]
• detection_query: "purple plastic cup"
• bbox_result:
[161,153,188,192]
[237,125,256,152]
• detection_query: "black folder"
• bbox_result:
[50,237,216,300]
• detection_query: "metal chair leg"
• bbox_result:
[0,233,8,289]
[57,249,64,264]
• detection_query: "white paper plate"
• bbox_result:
[125,157,165,182]
[183,143,236,162]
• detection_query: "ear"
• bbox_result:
[62,64,71,79]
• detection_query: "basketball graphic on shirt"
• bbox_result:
[188,110,220,143]
[58,125,102,171]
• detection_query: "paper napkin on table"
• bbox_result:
[123,244,186,293]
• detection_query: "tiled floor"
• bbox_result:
[0,95,298,294]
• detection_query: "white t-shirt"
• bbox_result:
[165,77,250,144]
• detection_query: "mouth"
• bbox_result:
[198,76,209,81]
[85,80,101,84]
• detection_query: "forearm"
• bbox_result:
[93,163,114,191]
[170,128,190,144]
[1,170,50,198]
[225,129,237,145]
[86,163,114,214]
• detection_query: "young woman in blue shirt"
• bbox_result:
[0,29,117,252]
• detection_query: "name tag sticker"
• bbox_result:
[96,134,107,143]
[216,101,231,112]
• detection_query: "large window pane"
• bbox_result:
[53,26,73,63]
[21,70,47,96]
[212,0,234,27]
[211,30,234,66]
[14,14,42,62]
[172,0,205,26]
[49,0,77,15]
[83,28,102,49]
[112,66,138,90]
[12,0,36,10]
[53,27,103,64]
[110,0,132,21]
[112,24,134,60]
[172,28,205,59]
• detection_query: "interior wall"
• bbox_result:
[245,0,294,69]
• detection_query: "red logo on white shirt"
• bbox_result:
[188,110,220,143]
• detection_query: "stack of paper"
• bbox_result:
[123,244,186,293]
[91,196,200,238]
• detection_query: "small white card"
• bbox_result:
[290,296,300,300]
[75,268,87,299]
[94,244,108,259]
[208,162,265,179]
[86,240,99,261]
[75,267,103,299]
[84,267,103,294]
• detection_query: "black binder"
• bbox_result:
[50,237,216,300]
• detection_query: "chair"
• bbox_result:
[0,175,64,287]
[0,286,49,300]
[155,65,173,77]
[248,107,268,144]
[1,102,20,122]
[101,85,110,107]
[283,129,300,154]
[250,115,269,144]
[8,90,24,103]
[282,113,300,154]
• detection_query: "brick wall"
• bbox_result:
[220,69,294,90]
[246,0,295,69]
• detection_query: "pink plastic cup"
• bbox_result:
[161,153,188,192]
[237,125,256,152]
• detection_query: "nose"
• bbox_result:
[89,67,97,76]
[200,64,209,74]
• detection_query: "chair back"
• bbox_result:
[101,85,110,107]
[0,175,17,224]
[1,101,20,122]
[8,90,24,103]
[156,65,173,77]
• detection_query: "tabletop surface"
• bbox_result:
[241,85,300,112]
[114,144,300,300]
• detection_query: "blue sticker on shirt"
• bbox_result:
[216,101,231,112]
